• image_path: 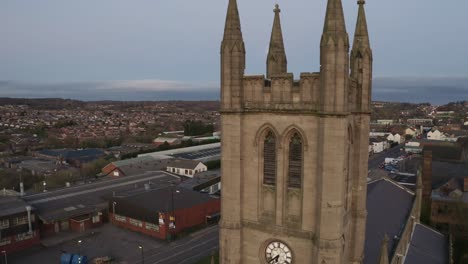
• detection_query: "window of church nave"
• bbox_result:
[288,133,303,188]
[263,131,277,185]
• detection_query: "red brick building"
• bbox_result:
[0,197,40,254]
[109,186,220,240]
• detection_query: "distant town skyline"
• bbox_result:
[1,0,468,103]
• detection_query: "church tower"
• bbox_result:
[219,0,372,263]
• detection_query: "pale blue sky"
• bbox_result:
[1,0,467,102]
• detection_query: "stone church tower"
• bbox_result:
[219,0,372,263]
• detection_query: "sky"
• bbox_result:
[1,0,467,103]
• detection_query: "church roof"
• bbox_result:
[364,178,415,264]
[403,224,449,264]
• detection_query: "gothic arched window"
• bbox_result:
[263,131,276,185]
[263,131,276,186]
[288,133,303,188]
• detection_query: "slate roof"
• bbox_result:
[403,224,449,264]
[364,178,415,264]
[423,145,462,161]
[391,174,417,191]
[431,177,468,204]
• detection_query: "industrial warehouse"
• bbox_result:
[109,186,220,240]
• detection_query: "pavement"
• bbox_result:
[132,225,219,264]
[10,224,218,264]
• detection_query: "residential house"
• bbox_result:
[166,159,207,177]
[369,137,389,154]
[430,177,468,236]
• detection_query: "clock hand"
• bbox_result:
[269,255,279,263]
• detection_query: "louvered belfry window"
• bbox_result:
[263,131,276,185]
[288,133,303,188]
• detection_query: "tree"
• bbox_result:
[183,120,214,136]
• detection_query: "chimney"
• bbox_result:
[422,150,433,205]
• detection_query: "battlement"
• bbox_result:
[242,72,320,112]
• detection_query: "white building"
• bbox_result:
[387,133,403,144]
[166,159,207,178]
[404,128,417,138]
[369,138,389,153]
[427,130,447,141]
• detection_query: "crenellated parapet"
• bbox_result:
[242,73,320,112]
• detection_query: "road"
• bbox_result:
[368,145,405,181]
[22,171,178,204]
[132,225,219,264]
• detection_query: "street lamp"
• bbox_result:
[42,180,47,192]
[169,186,180,240]
[138,245,144,264]
[77,240,82,255]
[1,250,7,264]
[112,201,117,222]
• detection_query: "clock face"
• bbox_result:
[265,241,293,264]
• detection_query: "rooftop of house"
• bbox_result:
[167,159,203,170]
[431,177,468,203]
[423,145,462,161]
[403,223,449,264]
[365,178,415,264]
[432,161,468,189]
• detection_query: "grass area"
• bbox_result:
[195,252,219,264]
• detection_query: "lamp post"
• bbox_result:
[42,180,47,193]
[112,201,117,222]
[77,240,82,255]
[1,250,7,264]
[169,185,180,240]
[138,245,144,264]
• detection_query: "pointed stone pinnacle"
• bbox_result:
[267,3,287,78]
